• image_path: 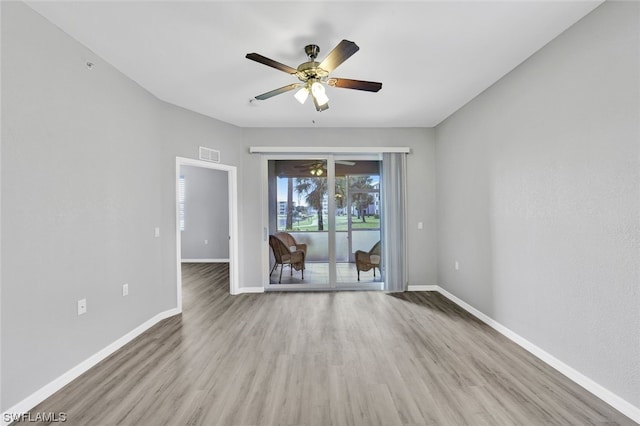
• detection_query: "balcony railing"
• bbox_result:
[287,230,380,262]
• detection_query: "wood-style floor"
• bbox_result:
[28,263,634,425]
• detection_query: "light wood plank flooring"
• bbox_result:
[27,263,634,425]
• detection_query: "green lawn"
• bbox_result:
[281,214,380,232]
[288,216,317,231]
[349,216,380,230]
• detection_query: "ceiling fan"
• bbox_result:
[293,160,356,176]
[246,40,382,112]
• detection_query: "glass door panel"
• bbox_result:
[335,160,382,287]
[267,159,330,287]
[334,175,349,263]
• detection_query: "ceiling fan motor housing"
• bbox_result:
[296,45,329,83]
[296,61,329,82]
[304,44,320,60]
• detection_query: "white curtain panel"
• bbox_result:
[381,152,407,292]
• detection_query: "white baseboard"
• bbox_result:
[181,258,229,263]
[435,286,640,424]
[1,308,180,426]
[407,285,439,291]
[237,286,265,294]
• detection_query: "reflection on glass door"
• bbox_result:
[266,157,382,289]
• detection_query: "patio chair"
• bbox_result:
[269,235,305,283]
[355,241,381,281]
[274,231,307,257]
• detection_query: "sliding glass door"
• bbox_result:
[266,155,383,290]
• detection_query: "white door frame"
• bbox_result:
[175,157,239,312]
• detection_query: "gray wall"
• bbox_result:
[2,1,165,409]
[180,165,229,260]
[435,1,639,407]
[0,2,242,410]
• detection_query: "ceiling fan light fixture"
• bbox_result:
[313,96,329,112]
[309,162,325,176]
[311,81,329,106]
[294,87,309,104]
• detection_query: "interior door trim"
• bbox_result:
[175,157,239,305]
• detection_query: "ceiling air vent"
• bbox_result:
[199,146,220,163]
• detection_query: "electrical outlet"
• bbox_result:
[122,283,129,297]
[77,299,87,316]
[204,239,208,245]
[154,227,160,238]
[454,261,460,271]
[418,222,423,230]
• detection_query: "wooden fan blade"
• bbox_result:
[295,164,324,170]
[246,53,298,74]
[327,78,382,92]
[254,83,301,100]
[318,40,359,73]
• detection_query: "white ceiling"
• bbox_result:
[26,1,602,128]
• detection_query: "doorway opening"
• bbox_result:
[175,157,239,313]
